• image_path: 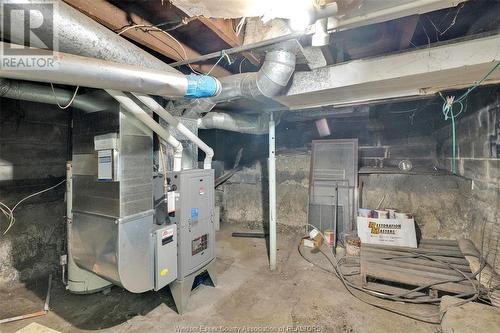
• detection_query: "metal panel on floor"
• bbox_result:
[308,139,358,240]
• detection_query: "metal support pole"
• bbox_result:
[269,113,277,270]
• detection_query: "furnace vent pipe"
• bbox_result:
[106,90,183,171]
[197,112,272,135]
[132,93,215,170]
[0,42,220,99]
[184,48,297,115]
[0,78,114,113]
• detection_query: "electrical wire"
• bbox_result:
[116,24,203,74]
[238,57,248,74]
[439,60,500,173]
[50,84,79,109]
[0,179,66,235]
[299,224,483,324]
[206,51,232,76]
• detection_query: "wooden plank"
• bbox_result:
[362,244,464,257]
[361,247,469,265]
[62,0,231,77]
[419,239,459,246]
[362,257,473,278]
[417,243,463,252]
[363,261,476,294]
[361,253,472,273]
[398,15,419,50]
[197,17,260,65]
[364,282,429,300]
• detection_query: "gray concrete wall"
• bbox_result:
[436,94,499,273]
[0,98,68,285]
[220,152,474,240]
[221,152,310,231]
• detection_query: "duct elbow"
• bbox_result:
[255,50,297,98]
[239,49,296,100]
[203,147,214,170]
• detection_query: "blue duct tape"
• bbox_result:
[185,74,220,98]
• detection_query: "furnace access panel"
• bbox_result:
[170,169,215,280]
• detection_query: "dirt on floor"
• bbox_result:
[0,224,440,333]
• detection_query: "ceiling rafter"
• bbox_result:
[196,17,260,65]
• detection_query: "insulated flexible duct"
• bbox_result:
[0,78,113,113]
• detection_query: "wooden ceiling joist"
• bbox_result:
[197,17,260,65]
[62,0,231,77]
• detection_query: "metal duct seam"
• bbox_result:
[0,78,114,113]
[185,74,221,99]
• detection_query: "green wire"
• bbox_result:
[440,61,500,174]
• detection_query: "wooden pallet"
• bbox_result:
[360,239,477,297]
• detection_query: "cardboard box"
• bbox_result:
[356,217,417,248]
[301,233,323,249]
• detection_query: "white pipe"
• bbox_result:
[105,90,183,171]
[133,93,214,169]
[269,113,277,271]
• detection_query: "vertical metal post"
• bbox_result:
[269,113,277,270]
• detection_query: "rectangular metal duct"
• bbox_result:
[71,105,155,293]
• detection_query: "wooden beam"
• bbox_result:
[197,17,260,65]
[62,0,231,77]
[398,15,419,50]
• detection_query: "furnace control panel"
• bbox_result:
[94,133,119,182]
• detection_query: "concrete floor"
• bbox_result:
[0,224,440,333]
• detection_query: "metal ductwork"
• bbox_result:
[0,78,114,113]
[0,0,177,73]
[184,47,297,116]
[197,112,272,135]
[0,42,221,98]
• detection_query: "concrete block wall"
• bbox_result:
[0,99,68,285]
[436,95,500,272]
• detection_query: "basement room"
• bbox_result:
[0,0,499,332]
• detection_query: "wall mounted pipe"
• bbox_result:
[132,93,215,169]
[105,90,183,172]
[0,0,178,73]
[0,78,114,113]
[0,42,220,98]
[197,112,272,135]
